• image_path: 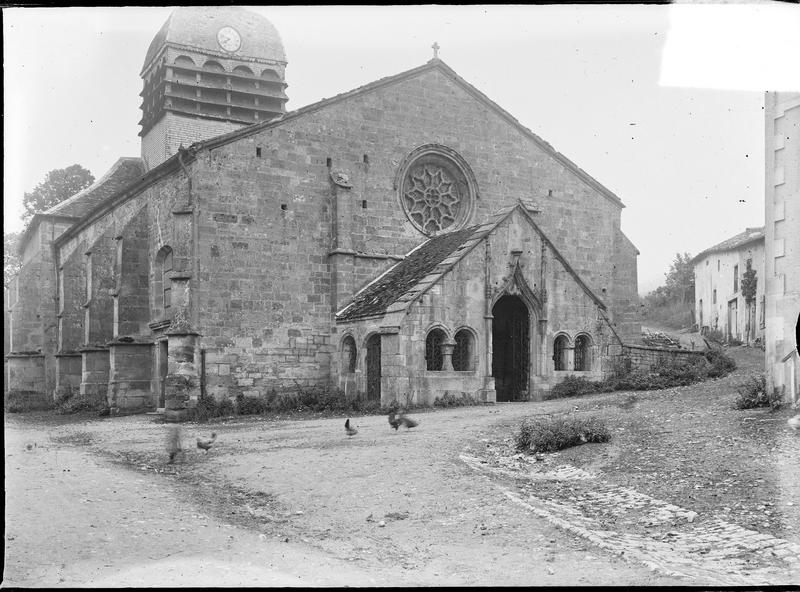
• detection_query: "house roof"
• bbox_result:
[18,158,144,255]
[337,201,608,323]
[44,158,145,219]
[691,226,765,265]
[336,225,482,322]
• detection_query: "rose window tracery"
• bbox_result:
[397,146,476,236]
[403,164,462,234]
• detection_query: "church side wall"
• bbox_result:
[192,150,334,399]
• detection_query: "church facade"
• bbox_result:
[6,7,640,414]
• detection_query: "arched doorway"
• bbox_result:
[492,294,530,402]
[366,334,381,401]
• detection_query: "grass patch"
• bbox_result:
[515,415,611,453]
[433,392,479,408]
[733,374,784,410]
[54,386,109,415]
[4,390,54,413]
[187,387,387,422]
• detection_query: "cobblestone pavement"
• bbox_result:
[461,431,800,586]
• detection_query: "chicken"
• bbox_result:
[788,414,800,431]
[196,432,217,452]
[344,418,358,437]
[165,426,183,463]
[389,411,418,430]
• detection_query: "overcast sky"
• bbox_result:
[4,4,799,294]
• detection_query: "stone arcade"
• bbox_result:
[6,6,641,415]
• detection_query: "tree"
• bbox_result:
[664,252,695,305]
[641,252,696,330]
[22,164,94,224]
[4,232,21,289]
[741,259,757,303]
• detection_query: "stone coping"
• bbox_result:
[77,344,110,353]
[622,343,705,355]
[5,351,45,359]
[55,350,83,357]
[106,338,155,346]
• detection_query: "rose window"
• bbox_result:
[403,164,463,234]
[397,145,476,236]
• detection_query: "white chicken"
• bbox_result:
[196,432,217,453]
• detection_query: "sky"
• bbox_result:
[3,4,799,295]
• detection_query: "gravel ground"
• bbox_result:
[4,345,798,586]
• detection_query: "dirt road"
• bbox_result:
[4,410,674,586]
[4,346,796,586]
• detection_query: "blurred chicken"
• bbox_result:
[166,426,184,463]
[196,432,217,453]
[344,418,358,437]
[788,414,800,430]
[389,411,418,430]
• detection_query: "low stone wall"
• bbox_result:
[618,344,706,373]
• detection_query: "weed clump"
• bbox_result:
[733,374,784,410]
[433,392,479,408]
[515,415,611,453]
[4,390,54,413]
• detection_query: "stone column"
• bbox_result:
[379,326,406,407]
[565,346,576,372]
[5,352,46,394]
[441,340,456,371]
[79,345,110,408]
[163,308,201,422]
[108,339,154,413]
[54,352,82,399]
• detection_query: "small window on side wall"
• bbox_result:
[425,328,446,371]
[453,329,474,371]
[342,335,357,373]
[553,335,569,371]
[574,335,591,371]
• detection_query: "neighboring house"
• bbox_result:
[6,6,641,412]
[765,91,800,404]
[692,228,765,344]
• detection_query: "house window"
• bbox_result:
[717,260,720,271]
[342,335,357,373]
[425,328,446,371]
[760,294,766,329]
[713,289,717,304]
[574,335,591,371]
[453,329,474,371]
[733,264,739,293]
[553,335,569,371]
[699,299,704,327]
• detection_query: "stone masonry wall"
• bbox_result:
[620,344,706,373]
[193,66,635,400]
[58,243,86,352]
[116,209,151,337]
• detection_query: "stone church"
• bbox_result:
[6,6,640,414]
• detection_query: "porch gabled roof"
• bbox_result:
[336,201,608,323]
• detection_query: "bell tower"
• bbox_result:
[139,6,288,170]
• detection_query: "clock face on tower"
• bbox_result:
[217,26,241,52]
